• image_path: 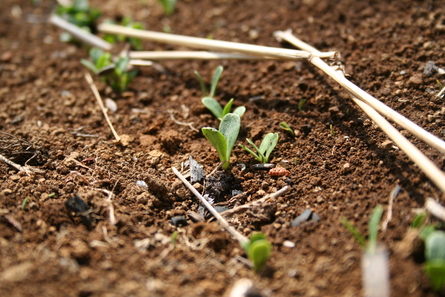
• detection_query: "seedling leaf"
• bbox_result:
[340,217,366,248]
[219,113,241,161]
[260,133,279,161]
[202,97,223,119]
[243,232,272,272]
[424,260,445,291]
[202,127,227,166]
[194,70,208,96]
[210,65,223,98]
[425,231,445,261]
[367,205,383,255]
[80,59,99,74]
[233,106,246,118]
[222,98,234,118]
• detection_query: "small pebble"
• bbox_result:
[252,163,275,170]
[423,61,438,77]
[283,240,295,248]
[291,209,320,227]
[170,216,188,227]
[105,98,118,112]
[136,180,148,188]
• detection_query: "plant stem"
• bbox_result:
[98,23,337,60]
[172,167,249,246]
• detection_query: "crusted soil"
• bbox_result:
[1,0,445,296]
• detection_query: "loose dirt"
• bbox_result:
[1,0,445,296]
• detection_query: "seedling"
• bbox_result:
[202,97,246,121]
[202,113,241,170]
[81,48,137,93]
[196,65,246,120]
[103,17,144,50]
[424,231,445,290]
[242,232,272,272]
[157,0,177,16]
[412,212,445,290]
[239,133,279,164]
[21,197,30,211]
[298,98,307,112]
[340,205,383,254]
[330,124,336,136]
[56,0,101,43]
[279,122,294,137]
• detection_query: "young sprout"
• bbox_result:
[279,122,295,137]
[196,65,246,120]
[157,0,178,16]
[298,98,307,112]
[424,231,445,291]
[81,48,137,93]
[56,0,101,43]
[242,232,272,272]
[340,205,383,254]
[329,124,336,136]
[239,133,279,164]
[202,97,246,121]
[412,212,445,290]
[202,113,241,170]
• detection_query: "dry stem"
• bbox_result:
[221,186,290,218]
[425,198,445,222]
[274,29,445,193]
[274,29,445,156]
[0,153,43,175]
[49,15,112,51]
[98,23,337,61]
[129,51,263,60]
[84,73,121,142]
[172,167,249,246]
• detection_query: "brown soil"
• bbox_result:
[1,0,445,296]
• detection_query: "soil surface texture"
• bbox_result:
[1,0,445,296]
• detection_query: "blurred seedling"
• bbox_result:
[202,113,241,170]
[56,0,101,43]
[242,232,272,272]
[412,212,445,291]
[279,122,294,137]
[157,0,177,16]
[103,17,144,50]
[298,98,307,112]
[341,205,383,254]
[239,133,279,164]
[21,197,30,211]
[196,65,246,120]
[81,48,137,93]
[330,124,336,136]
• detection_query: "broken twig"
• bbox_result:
[172,167,249,246]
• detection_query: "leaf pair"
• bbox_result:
[239,133,279,164]
[243,232,272,272]
[201,113,241,170]
[196,66,246,121]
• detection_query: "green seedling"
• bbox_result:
[341,205,383,254]
[171,231,178,250]
[157,0,177,16]
[329,124,336,136]
[242,232,272,272]
[424,231,445,290]
[298,98,307,112]
[196,66,245,120]
[21,197,30,211]
[202,97,246,121]
[81,48,137,93]
[279,122,294,137]
[412,212,445,290]
[56,0,101,43]
[239,133,279,164]
[202,113,241,170]
[103,17,144,50]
